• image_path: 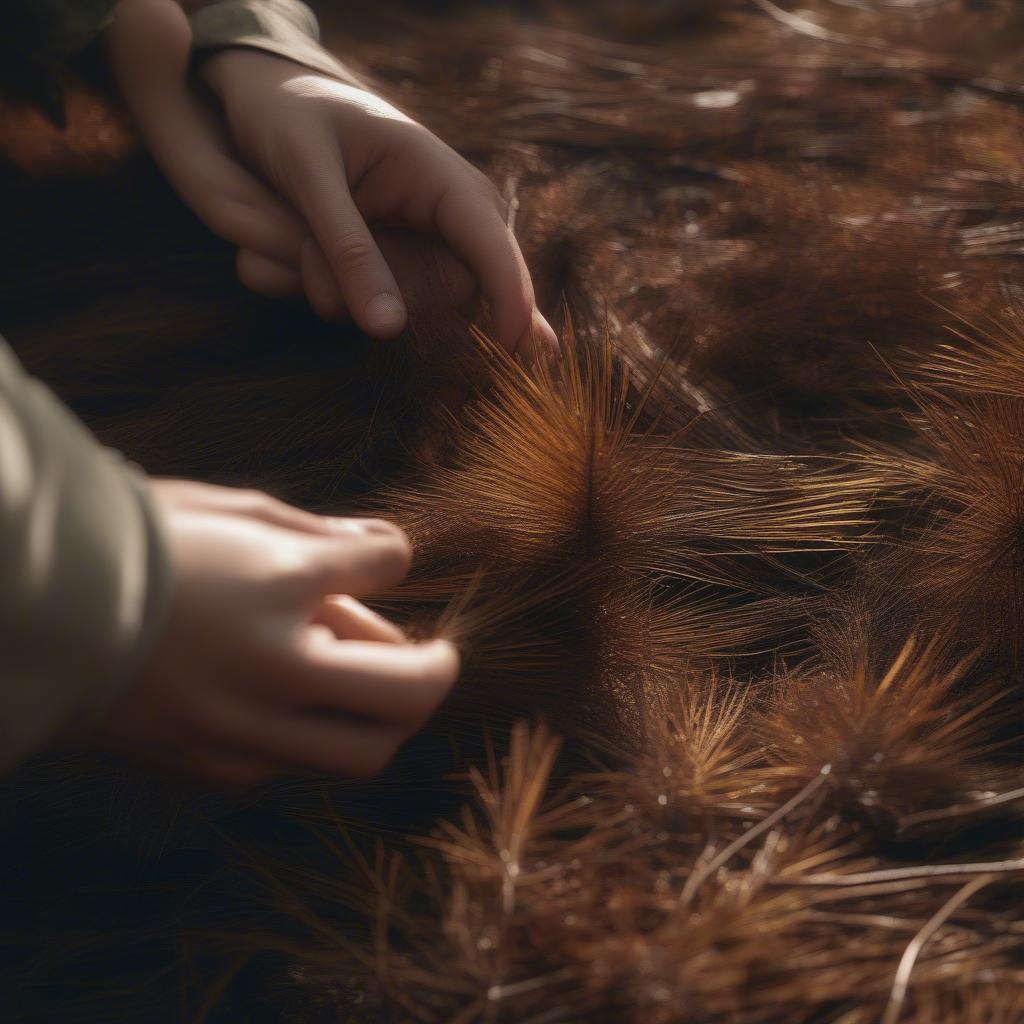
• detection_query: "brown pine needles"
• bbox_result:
[4,1,1024,1022]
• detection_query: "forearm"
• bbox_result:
[0,340,172,771]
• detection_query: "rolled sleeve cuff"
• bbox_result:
[0,342,173,771]
[189,0,365,89]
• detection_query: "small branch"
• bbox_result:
[881,874,995,1024]
[750,0,889,48]
[797,857,1024,887]
[682,765,831,902]
[899,784,1024,832]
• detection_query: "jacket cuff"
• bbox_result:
[189,0,366,89]
[0,342,173,771]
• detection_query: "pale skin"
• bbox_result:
[104,0,559,354]
[92,481,459,787]
[87,0,557,785]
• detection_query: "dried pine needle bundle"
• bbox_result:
[860,385,1024,663]
[586,668,771,836]
[908,296,1024,402]
[659,166,971,435]
[380,330,877,585]
[367,330,877,740]
[191,5,1024,1022]
[7,2,1024,1022]
[761,637,1021,836]
[271,718,1024,1024]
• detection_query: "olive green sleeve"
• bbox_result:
[188,0,366,88]
[0,0,362,127]
[0,339,173,772]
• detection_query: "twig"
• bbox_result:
[682,765,831,902]
[899,784,1024,832]
[750,0,889,48]
[881,874,995,1024]
[797,858,1024,887]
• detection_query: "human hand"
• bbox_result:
[105,0,313,294]
[87,480,458,787]
[104,1,556,357]
[199,48,558,357]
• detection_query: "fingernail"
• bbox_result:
[358,518,403,537]
[428,638,460,664]
[364,293,406,336]
[329,517,400,537]
[533,308,559,350]
[516,309,560,364]
[325,517,366,536]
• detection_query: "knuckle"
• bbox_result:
[423,660,458,700]
[276,128,318,178]
[240,488,274,513]
[340,531,412,589]
[325,518,369,539]
[327,231,375,272]
[358,516,405,538]
[302,540,356,588]
[268,542,321,590]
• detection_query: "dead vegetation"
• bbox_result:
[2,1,1024,1021]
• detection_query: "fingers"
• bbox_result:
[299,230,479,325]
[303,526,413,597]
[109,5,306,273]
[153,481,350,536]
[300,237,350,323]
[167,631,451,784]
[226,639,458,776]
[287,140,407,338]
[210,196,306,268]
[228,492,338,535]
[312,594,406,644]
[152,484,409,567]
[376,231,478,316]
[237,250,303,298]
[435,186,556,356]
[296,636,458,724]
[129,79,307,267]
[520,308,560,363]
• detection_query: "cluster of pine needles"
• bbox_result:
[3,0,1024,1022]
[249,2,1024,1021]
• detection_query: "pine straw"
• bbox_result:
[3,1,1024,1022]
